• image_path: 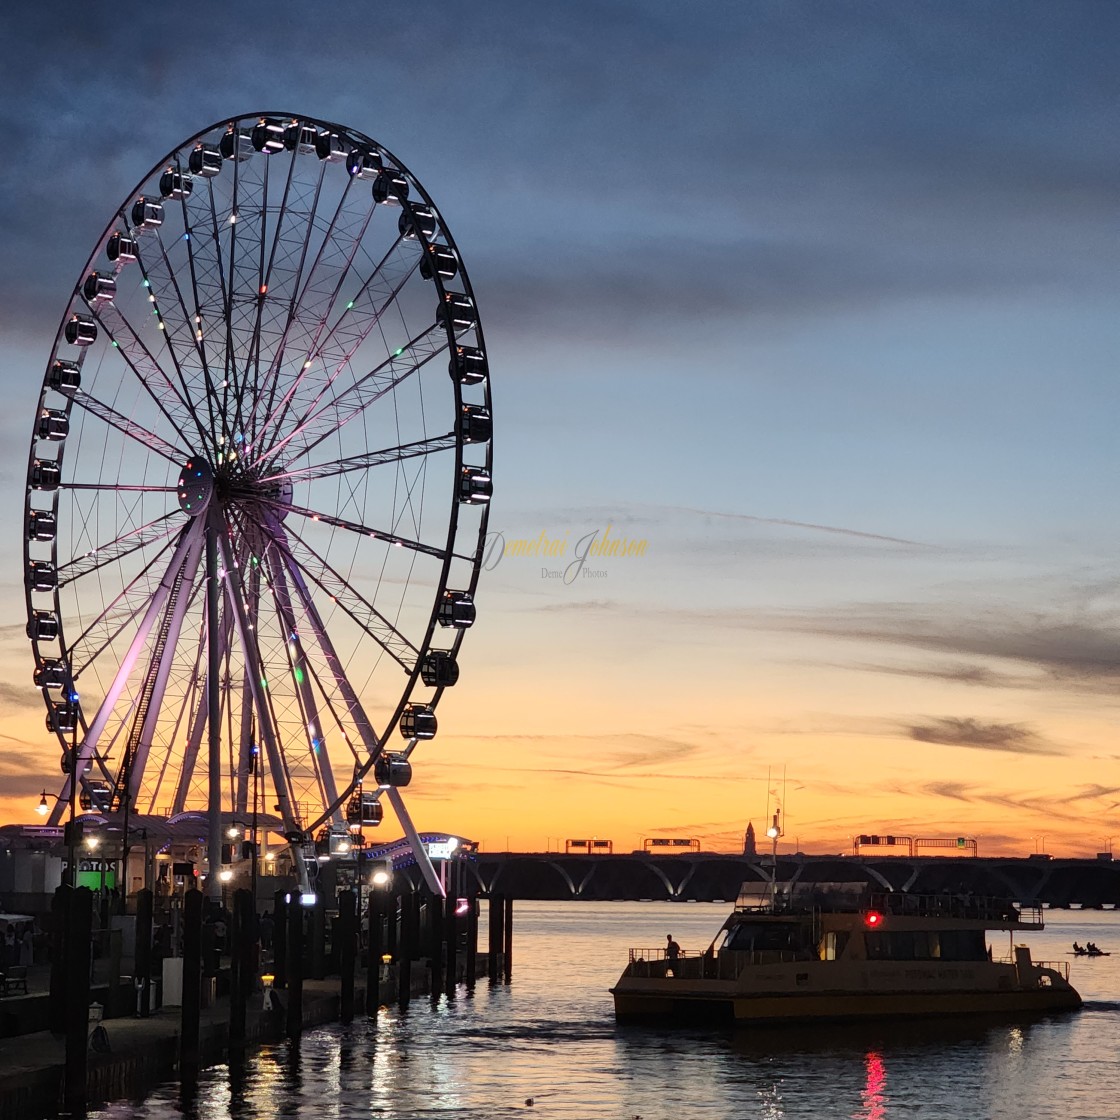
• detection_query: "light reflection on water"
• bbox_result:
[90,902,1120,1119]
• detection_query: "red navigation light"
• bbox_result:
[865,911,883,927]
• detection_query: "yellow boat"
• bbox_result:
[611,882,1082,1024]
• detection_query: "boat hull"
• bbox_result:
[612,982,1082,1025]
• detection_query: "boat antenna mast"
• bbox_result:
[764,766,785,908]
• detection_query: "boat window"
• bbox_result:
[823,931,850,960]
[723,922,806,953]
[936,929,988,961]
[865,929,987,962]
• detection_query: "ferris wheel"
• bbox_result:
[24,113,491,890]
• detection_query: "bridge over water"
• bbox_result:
[440,852,1120,907]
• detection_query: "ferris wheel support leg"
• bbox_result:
[216,522,308,894]
[271,535,381,759]
[128,532,206,806]
[264,548,343,820]
[234,559,261,816]
[205,515,223,902]
[386,788,445,898]
[171,612,232,816]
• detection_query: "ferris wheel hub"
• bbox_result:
[177,457,214,516]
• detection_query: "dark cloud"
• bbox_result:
[906,717,1060,756]
[919,781,974,802]
[771,605,1120,696]
[0,2,1114,345]
[855,662,1026,689]
[0,745,55,799]
[0,682,42,711]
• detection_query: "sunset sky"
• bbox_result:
[0,2,1116,857]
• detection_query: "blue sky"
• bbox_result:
[0,1,1116,851]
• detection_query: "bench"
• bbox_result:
[2,965,28,995]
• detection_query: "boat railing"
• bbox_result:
[1034,960,1071,982]
[625,947,801,980]
[869,893,1041,925]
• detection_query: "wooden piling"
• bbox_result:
[310,894,327,981]
[465,890,478,991]
[107,923,123,1017]
[338,889,356,1023]
[286,891,304,1039]
[229,889,254,1048]
[366,891,382,1015]
[385,889,398,961]
[443,888,457,998]
[488,894,503,982]
[397,887,414,1009]
[135,887,153,1018]
[63,885,92,1116]
[503,896,513,982]
[428,887,444,995]
[273,890,288,988]
[48,883,69,1035]
[180,889,203,1085]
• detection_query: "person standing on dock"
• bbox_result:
[666,935,680,976]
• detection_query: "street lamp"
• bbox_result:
[36,791,49,817]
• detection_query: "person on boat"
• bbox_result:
[665,935,681,976]
[1073,942,1083,953]
[1087,942,1100,955]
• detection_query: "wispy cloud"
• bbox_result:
[905,717,1061,756]
[769,604,1120,696]
[0,681,44,711]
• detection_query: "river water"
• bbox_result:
[90,901,1120,1120]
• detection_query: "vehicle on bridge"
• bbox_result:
[611,881,1081,1025]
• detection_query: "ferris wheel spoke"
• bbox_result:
[135,218,228,456]
[247,153,330,420]
[255,324,449,471]
[248,231,418,459]
[58,510,183,586]
[253,173,374,447]
[86,299,209,452]
[231,145,299,438]
[57,511,183,586]
[176,173,234,454]
[276,501,448,562]
[268,522,418,672]
[64,484,178,493]
[260,432,457,487]
[66,391,184,465]
[64,534,182,674]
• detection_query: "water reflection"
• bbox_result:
[857,1051,886,1120]
[82,903,1120,1120]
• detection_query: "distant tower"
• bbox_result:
[744,821,757,857]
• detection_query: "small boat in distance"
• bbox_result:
[611,881,1082,1025]
[1071,942,1110,957]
